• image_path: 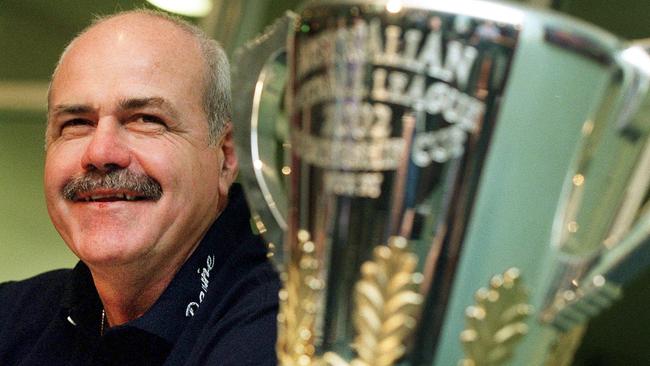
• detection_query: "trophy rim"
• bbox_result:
[298,0,623,48]
[300,0,526,25]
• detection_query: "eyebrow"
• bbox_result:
[118,97,179,119]
[51,104,94,117]
[50,97,180,120]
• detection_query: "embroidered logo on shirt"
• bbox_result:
[185,254,216,317]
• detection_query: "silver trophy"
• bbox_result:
[231,1,650,365]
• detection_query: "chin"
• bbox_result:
[70,236,154,268]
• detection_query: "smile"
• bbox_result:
[74,192,154,202]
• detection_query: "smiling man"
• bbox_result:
[0,9,279,366]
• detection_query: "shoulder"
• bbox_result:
[180,184,281,365]
[0,269,70,301]
[186,264,280,366]
[218,257,280,318]
[0,269,71,363]
[195,204,281,364]
[0,269,71,328]
[207,183,280,302]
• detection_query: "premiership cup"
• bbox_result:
[231,1,650,365]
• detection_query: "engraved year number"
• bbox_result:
[321,102,392,140]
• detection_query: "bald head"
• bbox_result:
[49,10,231,144]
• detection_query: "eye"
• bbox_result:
[56,118,94,139]
[133,114,168,126]
[61,118,93,129]
[127,114,169,134]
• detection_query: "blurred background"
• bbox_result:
[0,0,647,364]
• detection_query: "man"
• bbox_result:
[0,9,279,365]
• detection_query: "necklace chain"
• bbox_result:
[100,309,106,336]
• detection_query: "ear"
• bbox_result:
[217,122,239,209]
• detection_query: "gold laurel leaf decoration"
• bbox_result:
[459,268,533,366]
[277,230,322,366]
[320,351,350,366]
[350,236,424,366]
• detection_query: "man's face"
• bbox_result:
[45,16,237,268]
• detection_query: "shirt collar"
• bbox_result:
[60,261,103,337]
[124,218,221,343]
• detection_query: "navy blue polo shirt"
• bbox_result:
[0,184,280,365]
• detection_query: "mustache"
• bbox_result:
[62,169,162,201]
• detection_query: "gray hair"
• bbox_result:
[49,9,231,145]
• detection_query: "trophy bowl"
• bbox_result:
[231,1,650,365]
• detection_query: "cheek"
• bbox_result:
[127,138,178,181]
[130,143,213,193]
[43,150,78,244]
[185,149,223,201]
[44,145,83,194]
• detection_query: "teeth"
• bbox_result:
[80,193,141,202]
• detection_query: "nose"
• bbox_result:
[80,117,131,172]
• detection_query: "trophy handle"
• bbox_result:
[543,39,650,329]
[231,12,298,265]
[600,41,650,248]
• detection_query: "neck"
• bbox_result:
[88,252,192,327]
[85,214,222,327]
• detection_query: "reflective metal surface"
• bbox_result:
[541,39,650,331]
[232,13,297,261]
[285,3,520,363]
